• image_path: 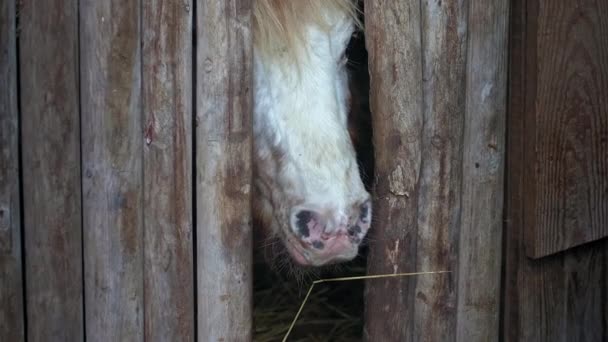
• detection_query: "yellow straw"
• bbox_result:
[282,270,451,341]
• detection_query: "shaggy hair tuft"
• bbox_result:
[253,0,361,61]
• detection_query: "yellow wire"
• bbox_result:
[282,270,451,341]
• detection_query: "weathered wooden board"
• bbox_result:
[364,0,508,340]
[0,0,24,340]
[19,0,84,340]
[80,0,144,340]
[142,0,194,340]
[195,0,253,340]
[414,1,467,340]
[363,1,424,340]
[503,0,608,340]
[523,0,608,259]
[456,0,509,340]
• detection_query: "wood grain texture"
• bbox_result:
[456,0,508,341]
[524,0,608,259]
[503,0,608,340]
[363,1,424,340]
[414,1,467,340]
[195,0,253,340]
[19,0,84,340]
[364,0,507,340]
[143,0,194,340]
[0,0,24,339]
[80,0,143,340]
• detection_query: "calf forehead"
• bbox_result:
[252,9,361,200]
[252,31,354,152]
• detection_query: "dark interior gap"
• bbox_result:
[15,0,27,338]
[499,3,515,341]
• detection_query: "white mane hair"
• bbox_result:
[253,0,360,63]
[252,0,371,267]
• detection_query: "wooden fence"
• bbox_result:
[363,0,508,341]
[1,0,251,340]
[0,0,536,341]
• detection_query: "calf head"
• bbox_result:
[253,1,371,267]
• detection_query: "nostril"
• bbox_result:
[348,224,362,236]
[291,207,326,241]
[294,210,314,238]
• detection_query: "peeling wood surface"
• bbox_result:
[503,0,608,340]
[363,1,424,340]
[19,0,84,340]
[80,0,144,340]
[364,0,507,340]
[195,0,253,340]
[0,0,24,340]
[143,0,194,340]
[456,0,509,340]
[414,1,467,340]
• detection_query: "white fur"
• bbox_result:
[253,7,370,263]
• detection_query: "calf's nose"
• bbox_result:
[290,208,327,241]
[287,200,372,265]
[290,200,372,245]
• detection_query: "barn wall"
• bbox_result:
[0,0,253,341]
[363,0,509,341]
[503,0,608,340]
[4,0,605,340]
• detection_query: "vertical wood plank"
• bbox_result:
[0,0,24,340]
[504,2,569,340]
[19,0,84,340]
[80,0,143,340]
[563,245,606,341]
[363,0,423,340]
[456,0,509,340]
[195,0,253,340]
[142,0,194,340]
[503,0,608,340]
[414,1,467,340]
[524,0,608,259]
[365,0,508,340]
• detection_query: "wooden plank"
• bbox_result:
[142,0,194,340]
[19,0,83,340]
[413,1,467,340]
[364,0,507,340]
[456,0,509,340]
[195,0,253,340]
[524,0,608,259]
[563,244,606,341]
[0,0,24,340]
[503,2,567,340]
[80,0,144,340]
[363,0,424,340]
[503,0,608,340]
